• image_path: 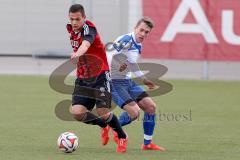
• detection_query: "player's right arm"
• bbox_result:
[70,24,97,62]
[71,40,91,59]
[111,35,132,72]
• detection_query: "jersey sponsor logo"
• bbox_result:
[71,40,79,48]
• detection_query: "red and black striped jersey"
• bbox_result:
[67,20,109,78]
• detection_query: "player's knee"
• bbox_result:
[72,113,86,121]
[70,105,87,121]
[70,106,86,115]
[128,107,140,120]
[96,108,111,120]
[132,110,140,121]
[100,113,111,120]
[146,102,156,114]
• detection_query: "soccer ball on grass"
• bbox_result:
[57,131,79,153]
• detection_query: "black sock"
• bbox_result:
[106,113,126,139]
[75,112,107,128]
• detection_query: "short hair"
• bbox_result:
[69,4,85,17]
[136,17,154,29]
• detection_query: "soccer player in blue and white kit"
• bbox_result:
[109,17,166,151]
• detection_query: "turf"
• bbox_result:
[0,75,240,160]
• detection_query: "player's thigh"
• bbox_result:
[72,91,96,113]
[111,80,134,109]
[71,97,96,121]
[72,78,96,112]
[129,80,149,103]
[93,71,112,119]
[94,71,111,108]
[138,97,156,114]
[72,93,96,110]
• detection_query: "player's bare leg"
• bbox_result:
[121,102,141,125]
[70,105,108,139]
[112,102,140,143]
[138,97,166,151]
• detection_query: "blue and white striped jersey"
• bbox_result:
[110,32,145,79]
[113,32,142,63]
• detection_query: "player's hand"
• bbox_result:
[70,52,80,64]
[119,63,127,72]
[143,78,156,90]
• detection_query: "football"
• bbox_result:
[57,132,79,153]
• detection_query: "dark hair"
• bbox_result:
[136,17,154,29]
[69,4,85,17]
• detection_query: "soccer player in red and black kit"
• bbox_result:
[67,4,127,153]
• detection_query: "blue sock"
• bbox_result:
[143,112,156,145]
[119,111,132,126]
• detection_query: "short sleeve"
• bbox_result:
[82,24,97,44]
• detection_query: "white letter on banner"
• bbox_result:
[222,10,240,45]
[161,0,218,43]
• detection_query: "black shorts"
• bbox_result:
[72,71,111,110]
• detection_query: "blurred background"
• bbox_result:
[0,0,240,79]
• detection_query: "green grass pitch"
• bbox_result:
[0,75,240,160]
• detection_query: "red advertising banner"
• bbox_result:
[142,0,240,61]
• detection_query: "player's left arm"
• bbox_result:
[131,64,156,90]
[128,52,156,89]
[71,26,97,59]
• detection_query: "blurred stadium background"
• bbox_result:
[1,0,240,80]
[0,1,240,160]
